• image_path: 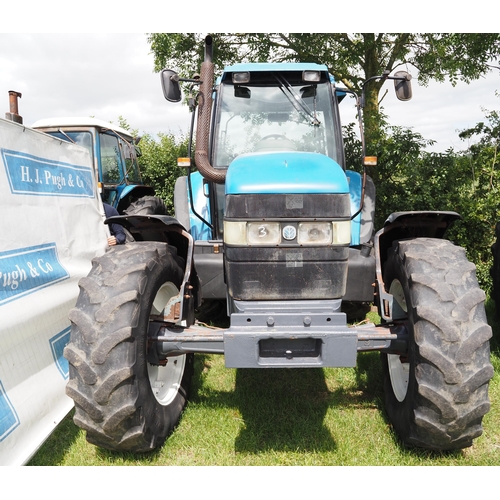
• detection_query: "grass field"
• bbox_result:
[28,301,500,467]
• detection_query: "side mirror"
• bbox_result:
[161,69,182,103]
[394,71,412,101]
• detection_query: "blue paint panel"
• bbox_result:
[1,148,94,197]
[225,152,349,195]
[346,170,362,246]
[0,243,69,306]
[50,327,71,380]
[0,380,20,442]
[187,172,212,241]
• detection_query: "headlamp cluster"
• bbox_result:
[224,220,351,246]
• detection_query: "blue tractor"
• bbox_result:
[64,36,493,453]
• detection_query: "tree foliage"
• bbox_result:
[342,104,500,292]
[115,116,189,214]
[148,33,500,149]
[138,132,190,214]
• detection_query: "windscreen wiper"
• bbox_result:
[274,74,321,126]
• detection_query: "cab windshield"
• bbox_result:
[213,75,342,167]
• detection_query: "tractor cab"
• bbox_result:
[212,63,344,168]
[32,117,154,213]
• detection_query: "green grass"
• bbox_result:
[28,300,500,466]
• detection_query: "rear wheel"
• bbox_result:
[381,238,493,450]
[64,241,193,452]
[125,195,168,216]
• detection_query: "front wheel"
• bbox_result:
[64,241,193,452]
[381,238,493,451]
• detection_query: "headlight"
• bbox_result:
[224,220,351,246]
[302,70,321,82]
[232,72,250,84]
[247,222,281,245]
[297,222,332,245]
[224,221,281,245]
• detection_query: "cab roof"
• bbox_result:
[223,62,329,73]
[220,62,334,84]
[32,117,134,138]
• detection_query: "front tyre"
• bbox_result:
[64,241,193,452]
[382,238,493,451]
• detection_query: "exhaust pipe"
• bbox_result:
[5,90,23,124]
[194,35,226,184]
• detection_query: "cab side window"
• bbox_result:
[100,133,122,183]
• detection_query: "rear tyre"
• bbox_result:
[125,195,168,216]
[64,241,193,452]
[381,238,493,450]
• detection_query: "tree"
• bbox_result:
[148,33,500,151]
[115,116,190,215]
[455,104,500,294]
[138,132,190,214]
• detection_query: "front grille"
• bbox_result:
[225,193,351,219]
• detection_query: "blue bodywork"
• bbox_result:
[225,152,348,195]
[187,170,213,241]
[346,170,363,246]
[186,155,363,245]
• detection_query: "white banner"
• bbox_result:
[0,118,108,465]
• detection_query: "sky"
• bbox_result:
[1,32,500,153]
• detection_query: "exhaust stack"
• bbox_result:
[194,36,226,184]
[5,91,23,124]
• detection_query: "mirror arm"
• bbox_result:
[360,70,390,108]
[360,70,411,107]
[170,74,203,85]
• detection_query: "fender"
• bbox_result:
[105,214,202,325]
[374,211,462,321]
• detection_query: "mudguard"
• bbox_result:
[105,214,202,317]
[374,210,462,321]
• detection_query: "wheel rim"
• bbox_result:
[148,282,186,406]
[387,352,410,402]
[389,279,407,319]
[388,279,410,402]
[148,356,186,405]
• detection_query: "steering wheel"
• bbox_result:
[254,134,297,152]
[259,134,288,141]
